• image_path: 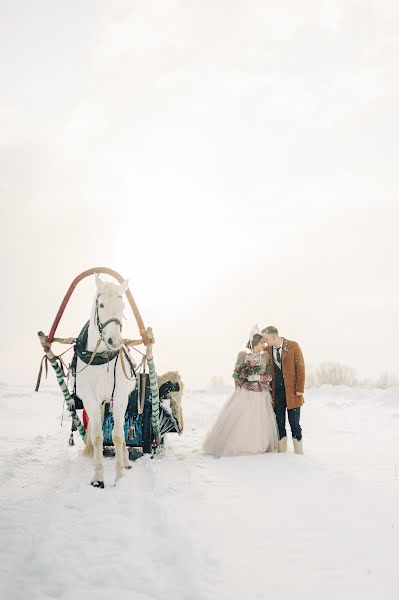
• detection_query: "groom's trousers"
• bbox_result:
[274,365,302,441]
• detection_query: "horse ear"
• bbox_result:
[120,279,129,294]
[95,275,105,293]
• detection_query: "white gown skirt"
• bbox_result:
[202,387,279,457]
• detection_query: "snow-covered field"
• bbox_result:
[1,383,399,600]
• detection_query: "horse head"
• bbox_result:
[94,275,128,351]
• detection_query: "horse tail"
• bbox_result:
[83,422,94,457]
[82,404,106,457]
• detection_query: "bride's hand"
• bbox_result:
[260,374,272,383]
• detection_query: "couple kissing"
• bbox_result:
[203,325,305,457]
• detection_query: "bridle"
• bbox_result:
[92,294,135,380]
[72,295,132,376]
[94,294,122,340]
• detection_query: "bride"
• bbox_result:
[203,330,279,457]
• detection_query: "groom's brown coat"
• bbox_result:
[266,339,305,409]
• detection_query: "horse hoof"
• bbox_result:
[91,480,104,489]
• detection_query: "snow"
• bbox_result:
[1,383,399,600]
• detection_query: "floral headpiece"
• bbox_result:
[248,324,261,351]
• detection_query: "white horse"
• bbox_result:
[76,275,136,488]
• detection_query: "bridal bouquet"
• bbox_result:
[233,360,261,384]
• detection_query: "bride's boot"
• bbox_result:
[293,438,303,454]
[278,437,287,453]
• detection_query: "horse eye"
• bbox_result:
[100,303,104,308]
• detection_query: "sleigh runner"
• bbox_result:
[36,267,183,487]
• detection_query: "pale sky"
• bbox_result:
[1,0,398,388]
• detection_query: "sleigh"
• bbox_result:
[71,373,183,454]
[37,267,183,461]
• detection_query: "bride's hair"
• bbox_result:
[246,333,263,349]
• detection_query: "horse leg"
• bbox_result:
[90,412,105,488]
[112,407,129,482]
[122,439,131,469]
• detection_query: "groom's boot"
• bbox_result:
[278,437,287,453]
[293,438,303,454]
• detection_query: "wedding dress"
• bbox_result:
[203,350,279,457]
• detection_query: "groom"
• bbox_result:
[261,326,305,454]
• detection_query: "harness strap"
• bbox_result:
[35,355,49,392]
[74,337,103,374]
[119,347,137,381]
[140,356,147,414]
[35,347,73,392]
[111,355,118,400]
